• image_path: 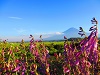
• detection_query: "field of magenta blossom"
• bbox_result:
[0,18,100,75]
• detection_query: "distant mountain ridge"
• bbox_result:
[63,27,79,34]
[44,27,81,41]
[44,27,100,41]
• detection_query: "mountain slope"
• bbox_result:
[63,27,79,34]
[44,27,100,41]
[44,27,81,40]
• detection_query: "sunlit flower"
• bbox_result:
[63,66,70,73]
[13,66,20,72]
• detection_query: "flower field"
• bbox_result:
[0,18,100,75]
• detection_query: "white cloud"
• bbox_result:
[9,17,22,19]
[55,32,63,35]
[34,32,63,35]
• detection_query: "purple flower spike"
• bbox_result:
[13,66,20,72]
[64,36,67,39]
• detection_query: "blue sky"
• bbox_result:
[0,0,100,41]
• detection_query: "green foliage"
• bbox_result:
[44,42,64,54]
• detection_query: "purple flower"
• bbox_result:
[64,36,67,39]
[63,67,70,73]
[74,51,81,57]
[13,66,20,72]
[75,60,79,66]
[86,61,91,67]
